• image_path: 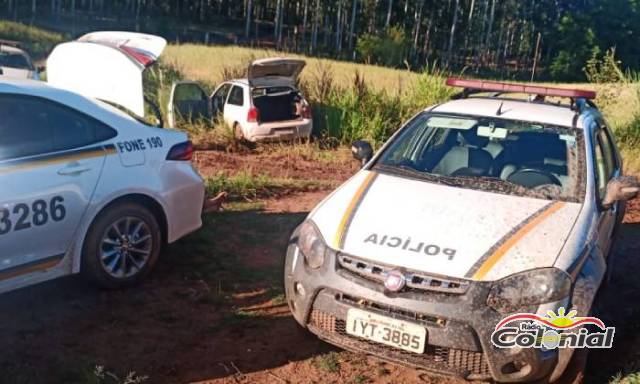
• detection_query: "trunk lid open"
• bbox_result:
[248,58,306,87]
[47,31,166,118]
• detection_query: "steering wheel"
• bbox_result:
[507,168,562,188]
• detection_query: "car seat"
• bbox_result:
[433,129,493,177]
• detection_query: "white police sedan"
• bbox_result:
[0,32,205,293]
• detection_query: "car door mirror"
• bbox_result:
[351,140,373,166]
[602,176,639,209]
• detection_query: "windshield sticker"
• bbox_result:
[427,116,477,130]
[492,307,614,350]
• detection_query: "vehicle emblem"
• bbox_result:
[384,270,406,292]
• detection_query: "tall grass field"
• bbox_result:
[1,20,639,172]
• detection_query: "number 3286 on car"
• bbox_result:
[0,31,205,294]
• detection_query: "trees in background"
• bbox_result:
[2,0,639,81]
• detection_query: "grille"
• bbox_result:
[309,309,490,378]
[338,254,470,294]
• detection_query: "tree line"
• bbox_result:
[3,0,639,81]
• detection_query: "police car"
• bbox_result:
[0,32,205,293]
[284,79,639,383]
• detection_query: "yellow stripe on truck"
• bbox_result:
[333,171,378,249]
[471,201,566,280]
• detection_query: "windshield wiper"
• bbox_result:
[374,164,459,186]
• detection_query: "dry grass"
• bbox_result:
[163,43,640,172]
[163,44,419,96]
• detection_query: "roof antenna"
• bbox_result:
[496,101,505,116]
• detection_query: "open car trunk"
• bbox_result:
[252,87,301,123]
[47,31,166,118]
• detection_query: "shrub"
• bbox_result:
[0,20,66,59]
[356,27,410,67]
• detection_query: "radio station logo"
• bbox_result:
[491,307,615,349]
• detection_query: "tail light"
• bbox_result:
[247,107,260,123]
[166,141,194,161]
[302,105,312,119]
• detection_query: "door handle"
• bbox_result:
[57,162,92,176]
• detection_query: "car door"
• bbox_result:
[592,121,619,257]
[0,94,115,278]
[210,83,232,118]
[167,81,211,128]
[224,85,246,126]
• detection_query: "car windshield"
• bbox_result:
[374,112,586,202]
[0,52,32,70]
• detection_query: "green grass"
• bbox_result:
[0,20,66,60]
[610,372,640,384]
[204,171,337,201]
[313,351,341,373]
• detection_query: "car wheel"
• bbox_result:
[81,202,162,289]
[234,122,244,140]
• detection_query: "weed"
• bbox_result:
[351,374,368,384]
[313,351,341,373]
[204,171,335,201]
[610,372,640,384]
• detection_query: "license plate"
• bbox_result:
[346,308,426,354]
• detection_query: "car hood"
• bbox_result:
[248,57,305,87]
[310,171,582,282]
[47,31,166,118]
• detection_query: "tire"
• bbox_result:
[234,122,244,141]
[81,202,162,289]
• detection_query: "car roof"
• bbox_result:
[431,97,585,129]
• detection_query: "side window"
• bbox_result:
[227,86,244,106]
[174,83,207,101]
[212,83,232,113]
[597,126,618,173]
[0,94,116,161]
[593,134,609,200]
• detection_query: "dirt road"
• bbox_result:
[0,150,638,384]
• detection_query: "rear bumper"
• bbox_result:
[161,162,205,243]
[245,120,312,142]
[284,228,558,382]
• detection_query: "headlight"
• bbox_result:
[487,268,571,313]
[298,221,327,269]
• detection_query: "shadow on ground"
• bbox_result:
[0,208,336,384]
[586,221,640,383]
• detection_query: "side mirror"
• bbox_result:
[602,176,639,209]
[351,140,373,166]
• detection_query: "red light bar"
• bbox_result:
[446,78,596,100]
[120,46,156,68]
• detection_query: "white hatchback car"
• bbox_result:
[0,40,40,80]
[285,79,638,383]
[0,32,205,294]
[167,58,313,142]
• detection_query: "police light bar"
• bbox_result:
[446,78,597,100]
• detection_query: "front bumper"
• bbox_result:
[284,230,558,382]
